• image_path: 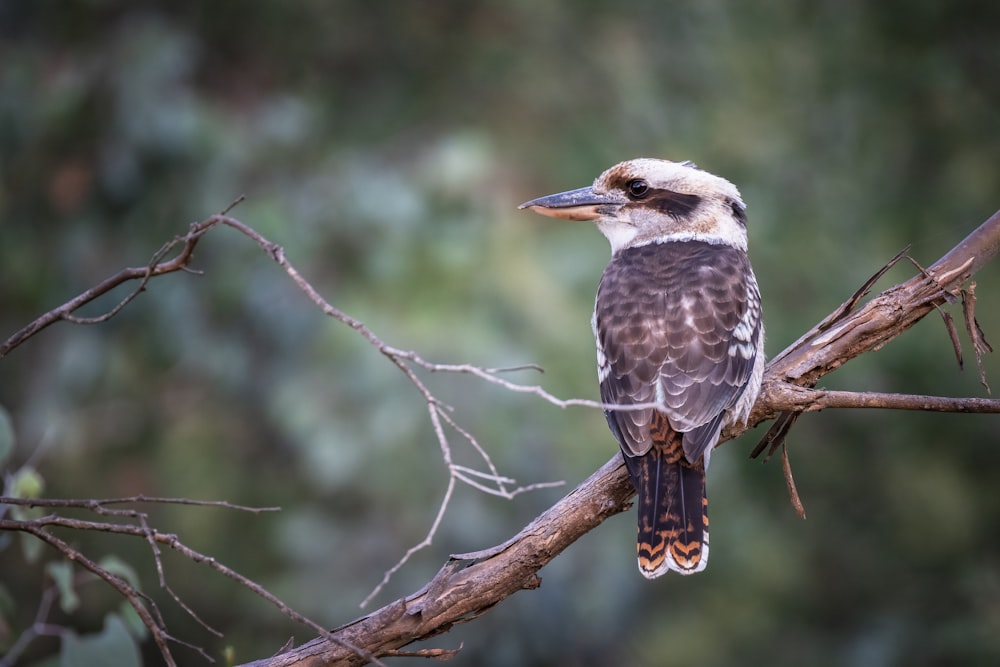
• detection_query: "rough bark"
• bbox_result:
[239,210,1000,667]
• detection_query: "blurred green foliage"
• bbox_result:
[1,1,999,665]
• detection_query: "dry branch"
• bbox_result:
[0,498,383,666]
[238,455,635,667]
[238,208,1000,667]
[4,201,999,666]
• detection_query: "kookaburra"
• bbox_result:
[519,158,764,578]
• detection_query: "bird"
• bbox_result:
[519,158,764,578]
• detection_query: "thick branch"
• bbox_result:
[763,209,1000,391]
[239,455,634,667]
[7,199,996,666]
[242,208,1000,666]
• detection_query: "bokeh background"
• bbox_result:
[2,2,1000,665]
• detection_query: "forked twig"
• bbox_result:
[5,203,1000,667]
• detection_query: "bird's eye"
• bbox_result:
[626,179,649,199]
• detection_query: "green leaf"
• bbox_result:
[10,466,45,499]
[60,614,142,667]
[46,560,80,614]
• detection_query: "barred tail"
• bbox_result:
[623,420,709,578]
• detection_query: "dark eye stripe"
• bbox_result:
[728,198,747,227]
[644,190,702,219]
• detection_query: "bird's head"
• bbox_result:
[519,158,747,254]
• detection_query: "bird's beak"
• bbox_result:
[518,186,626,221]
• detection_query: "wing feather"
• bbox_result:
[594,240,762,463]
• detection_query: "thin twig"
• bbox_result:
[6,204,1000,667]
[962,282,993,393]
[19,525,185,666]
[1,495,280,513]
[790,388,1000,413]
[359,475,457,609]
[0,583,61,667]
[780,444,806,520]
[1,515,386,667]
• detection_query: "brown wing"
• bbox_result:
[594,240,762,463]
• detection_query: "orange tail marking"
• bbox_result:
[628,412,710,578]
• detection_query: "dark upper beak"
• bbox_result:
[518,186,626,221]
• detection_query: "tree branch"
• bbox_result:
[238,455,635,667]
[5,200,997,665]
[770,388,1000,413]
[0,498,386,666]
[239,208,1000,666]
[761,209,1000,390]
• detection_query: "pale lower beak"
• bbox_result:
[518,186,626,221]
